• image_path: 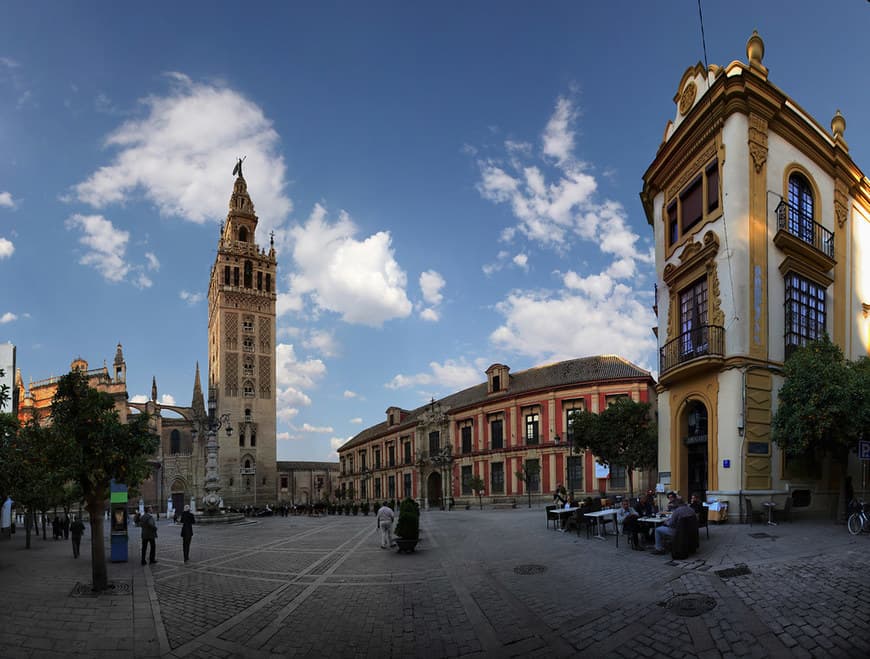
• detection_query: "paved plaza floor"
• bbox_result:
[0,506,868,658]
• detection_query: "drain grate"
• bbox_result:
[661,593,717,617]
[748,532,772,539]
[715,564,752,578]
[70,580,132,598]
[514,564,547,575]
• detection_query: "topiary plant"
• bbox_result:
[394,497,420,540]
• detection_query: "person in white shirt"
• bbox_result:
[376,502,395,549]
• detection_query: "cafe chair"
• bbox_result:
[773,497,793,523]
[698,506,710,539]
[670,515,699,560]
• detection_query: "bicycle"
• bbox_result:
[847,498,870,536]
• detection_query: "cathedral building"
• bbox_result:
[641,32,870,518]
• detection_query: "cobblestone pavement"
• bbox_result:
[0,508,868,657]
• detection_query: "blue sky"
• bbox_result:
[3,2,869,461]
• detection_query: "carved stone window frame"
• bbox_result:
[663,230,724,343]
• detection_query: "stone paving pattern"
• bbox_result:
[0,507,868,657]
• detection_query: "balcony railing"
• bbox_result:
[775,201,834,259]
[660,324,725,374]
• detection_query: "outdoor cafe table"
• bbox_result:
[584,509,619,542]
[548,506,580,531]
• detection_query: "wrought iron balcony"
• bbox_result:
[659,324,725,375]
[775,201,834,259]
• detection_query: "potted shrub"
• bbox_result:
[394,497,420,553]
[361,501,370,516]
[352,503,359,516]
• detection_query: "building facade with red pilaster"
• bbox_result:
[336,356,657,508]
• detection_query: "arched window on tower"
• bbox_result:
[170,429,181,455]
[233,267,240,286]
[244,260,253,288]
[265,273,271,292]
[239,226,248,242]
[224,266,231,285]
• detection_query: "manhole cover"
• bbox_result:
[662,593,717,617]
[715,564,752,578]
[514,564,547,575]
[70,580,132,597]
[748,532,776,539]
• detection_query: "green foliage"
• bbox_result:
[49,370,159,590]
[586,398,657,497]
[394,497,419,539]
[772,336,860,458]
[566,409,598,452]
[468,474,485,509]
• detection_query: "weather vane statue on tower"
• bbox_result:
[232,156,246,178]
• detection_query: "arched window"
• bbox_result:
[243,380,255,397]
[788,173,814,244]
[244,260,253,288]
[170,429,181,455]
[245,459,252,469]
[239,226,248,242]
[251,432,256,447]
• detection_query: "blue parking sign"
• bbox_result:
[859,440,870,461]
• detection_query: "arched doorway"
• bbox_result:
[427,472,442,508]
[170,478,186,518]
[684,401,708,499]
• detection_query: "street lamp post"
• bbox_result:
[360,468,371,505]
[191,389,233,515]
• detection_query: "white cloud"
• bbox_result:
[65,214,130,282]
[542,96,577,166]
[0,192,15,208]
[277,431,291,441]
[276,343,326,389]
[349,417,363,424]
[490,286,656,369]
[133,273,152,289]
[386,358,482,391]
[277,326,302,339]
[420,308,440,322]
[0,312,18,324]
[286,204,412,326]
[160,394,176,405]
[475,95,652,274]
[329,437,346,456]
[179,290,204,305]
[563,271,613,300]
[298,423,333,433]
[145,252,160,271]
[72,73,292,235]
[513,253,529,271]
[129,394,148,404]
[419,270,445,305]
[302,329,339,358]
[343,390,358,399]
[0,237,13,259]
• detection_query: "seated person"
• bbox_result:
[616,499,641,549]
[689,493,704,516]
[635,494,653,517]
[553,484,567,506]
[653,498,697,554]
[665,491,679,512]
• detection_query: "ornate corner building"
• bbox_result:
[641,32,870,516]
[336,357,657,508]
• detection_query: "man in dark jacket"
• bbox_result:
[179,505,196,562]
[140,506,158,565]
[652,498,696,555]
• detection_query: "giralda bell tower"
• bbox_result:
[207,163,277,506]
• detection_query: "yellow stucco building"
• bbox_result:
[642,32,870,519]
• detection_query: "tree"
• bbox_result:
[468,474,485,510]
[772,336,858,458]
[49,371,158,591]
[565,409,598,497]
[515,460,541,509]
[587,398,657,498]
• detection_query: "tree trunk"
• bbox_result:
[627,467,634,500]
[24,509,32,549]
[41,511,47,540]
[86,499,109,592]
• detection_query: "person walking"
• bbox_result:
[70,516,85,558]
[179,505,195,562]
[376,501,395,549]
[0,495,12,541]
[140,506,158,565]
